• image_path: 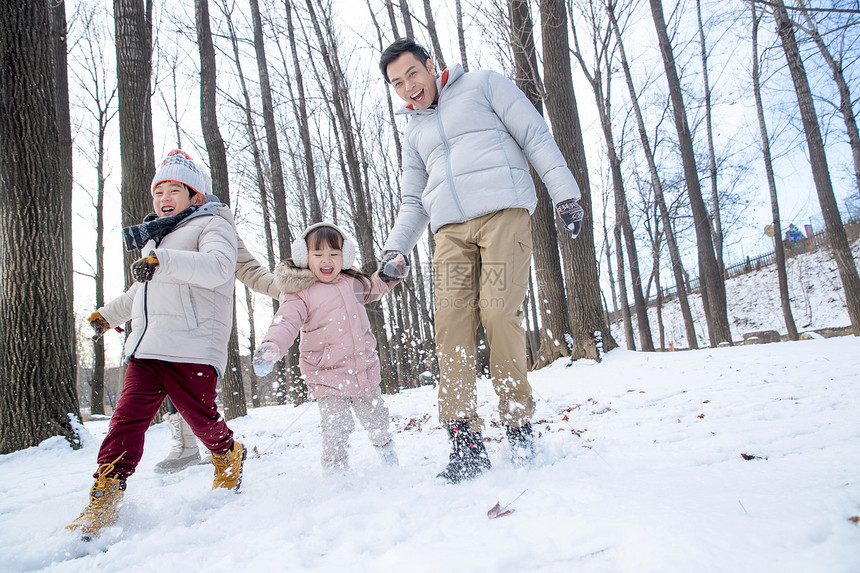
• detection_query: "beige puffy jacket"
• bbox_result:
[99,203,238,376]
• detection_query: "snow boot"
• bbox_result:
[506,422,536,467]
[374,439,399,466]
[66,454,126,539]
[436,422,491,484]
[211,441,246,491]
[154,412,201,474]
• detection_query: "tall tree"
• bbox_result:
[305,0,397,392]
[422,0,447,69]
[455,0,470,71]
[73,3,119,414]
[648,0,731,346]
[114,0,156,287]
[0,0,80,452]
[195,0,247,419]
[508,0,575,366]
[541,0,616,359]
[569,0,654,351]
[773,0,860,335]
[285,0,322,223]
[752,2,798,341]
[796,0,860,198]
[605,0,697,349]
[695,0,724,277]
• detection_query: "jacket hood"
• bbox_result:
[396,63,465,116]
[274,260,318,294]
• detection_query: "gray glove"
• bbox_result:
[556,199,584,239]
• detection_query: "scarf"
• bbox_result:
[121,205,198,251]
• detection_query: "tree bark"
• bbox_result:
[0,0,80,453]
[648,0,731,346]
[114,0,155,288]
[508,0,574,366]
[752,3,798,341]
[455,0,469,71]
[195,0,247,419]
[773,0,860,335]
[541,0,616,359]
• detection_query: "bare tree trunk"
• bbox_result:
[74,4,118,415]
[253,0,305,403]
[508,0,574,366]
[195,0,247,419]
[605,1,697,349]
[0,0,80,452]
[774,0,860,335]
[285,0,321,223]
[752,3,798,341]
[797,0,860,197]
[399,0,415,38]
[696,0,724,278]
[305,0,397,391]
[114,0,155,288]
[648,0,731,346]
[422,0,447,69]
[455,0,469,71]
[541,0,616,359]
[568,3,653,351]
[245,285,261,407]
[615,226,635,349]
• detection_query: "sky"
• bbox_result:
[2,231,859,572]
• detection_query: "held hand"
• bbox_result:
[88,311,111,341]
[131,252,159,282]
[556,199,585,239]
[378,250,410,283]
[253,342,281,377]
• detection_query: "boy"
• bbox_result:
[67,150,245,538]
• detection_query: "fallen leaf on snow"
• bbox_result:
[487,502,515,519]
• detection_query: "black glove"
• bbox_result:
[378,250,410,282]
[556,199,585,239]
[131,252,159,282]
[88,311,111,341]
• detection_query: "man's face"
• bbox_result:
[386,52,437,110]
[152,181,202,218]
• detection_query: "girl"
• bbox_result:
[253,222,408,472]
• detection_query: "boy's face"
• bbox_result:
[152,181,202,218]
[387,52,437,110]
[307,245,343,284]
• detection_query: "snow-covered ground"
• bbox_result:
[2,334,859,572]
[610,239,860,349]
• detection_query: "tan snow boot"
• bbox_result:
[154,412,200,474]
[66,454,126,539]
[211,441,246,491]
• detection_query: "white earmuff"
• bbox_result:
[291,222,357,269]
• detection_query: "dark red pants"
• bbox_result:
[96,358,234,479]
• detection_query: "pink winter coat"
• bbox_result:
[261,262,398,400]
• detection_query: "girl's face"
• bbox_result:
[306,235,343,283]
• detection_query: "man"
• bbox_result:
[377,39,585,484]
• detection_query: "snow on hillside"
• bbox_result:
[610,238,860,349]
[2,335,859,572]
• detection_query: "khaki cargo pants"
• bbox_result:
[433,208,535,431]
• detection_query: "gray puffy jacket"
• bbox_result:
[99,202,238,377]
[382,63,581,254]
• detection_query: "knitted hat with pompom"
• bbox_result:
[150,149,211,197]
